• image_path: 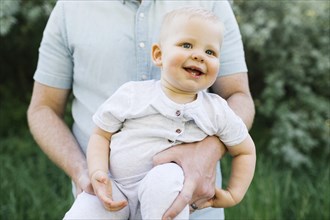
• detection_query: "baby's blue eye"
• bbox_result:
[182,43,192,49]
[206,50,215,56]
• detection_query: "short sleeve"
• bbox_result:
[213,1,248,76]
[92,83,132,133]
[216,100,249,146]
[33,1,73,89]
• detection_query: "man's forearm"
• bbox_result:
[28,106,87,184]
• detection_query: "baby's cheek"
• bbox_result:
[211,62,220,75]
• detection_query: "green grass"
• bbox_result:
[221,154,330,220]
[0,132,73,220]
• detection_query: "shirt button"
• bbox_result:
[141,74,148,80]
[139,42,145,48]
[176,129,182,134]
[139,13,145,18]
[175,110,181,116]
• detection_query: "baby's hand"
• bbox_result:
[91,170,128,211]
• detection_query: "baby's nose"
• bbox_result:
[192,53,204,62]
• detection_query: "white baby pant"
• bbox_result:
[63,163,189,219]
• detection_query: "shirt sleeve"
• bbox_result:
[33,1,73,89]
[216,99,249,147]
[213,1,248,76]
[92,82,132,133]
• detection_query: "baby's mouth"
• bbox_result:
[183,67,205,77]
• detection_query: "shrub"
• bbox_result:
[234,1,330,168]
[0,0,56,102]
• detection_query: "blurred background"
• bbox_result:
[0,0,329,219]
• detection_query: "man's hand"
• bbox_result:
[74,169,94,197]
[153,136,227,220]
[91,170,128,211]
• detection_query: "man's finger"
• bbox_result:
[190,197,212,211]
[162,181,195,220]
[104,199,128,211]
[198,199,213,209]
[153,148,178,166]
[84,184,94,195]
[77,171,95,196]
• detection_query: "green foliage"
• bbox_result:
[0,0,54,36]
[0,0,20,36]
[234,1,330,168]
[0,0,56,104]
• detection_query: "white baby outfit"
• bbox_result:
[64,80,248,219]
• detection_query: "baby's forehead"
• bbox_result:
[160,8,223,33]
[160,14,223,41]
[158,8,224,44]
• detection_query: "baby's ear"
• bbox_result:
[151,43,162,67]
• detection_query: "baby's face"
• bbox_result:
[159,15,223,94]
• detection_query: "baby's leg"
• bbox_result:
[63,181,129,219]
[138,163,189,220]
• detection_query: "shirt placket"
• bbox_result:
[169,109,185,144]
[135,1,151,81]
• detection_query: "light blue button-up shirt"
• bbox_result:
[34,1,247,218]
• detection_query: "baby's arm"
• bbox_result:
[204,134,256,208]
[87,127,128,211]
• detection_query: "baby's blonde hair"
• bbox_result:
[159,7,224,43]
